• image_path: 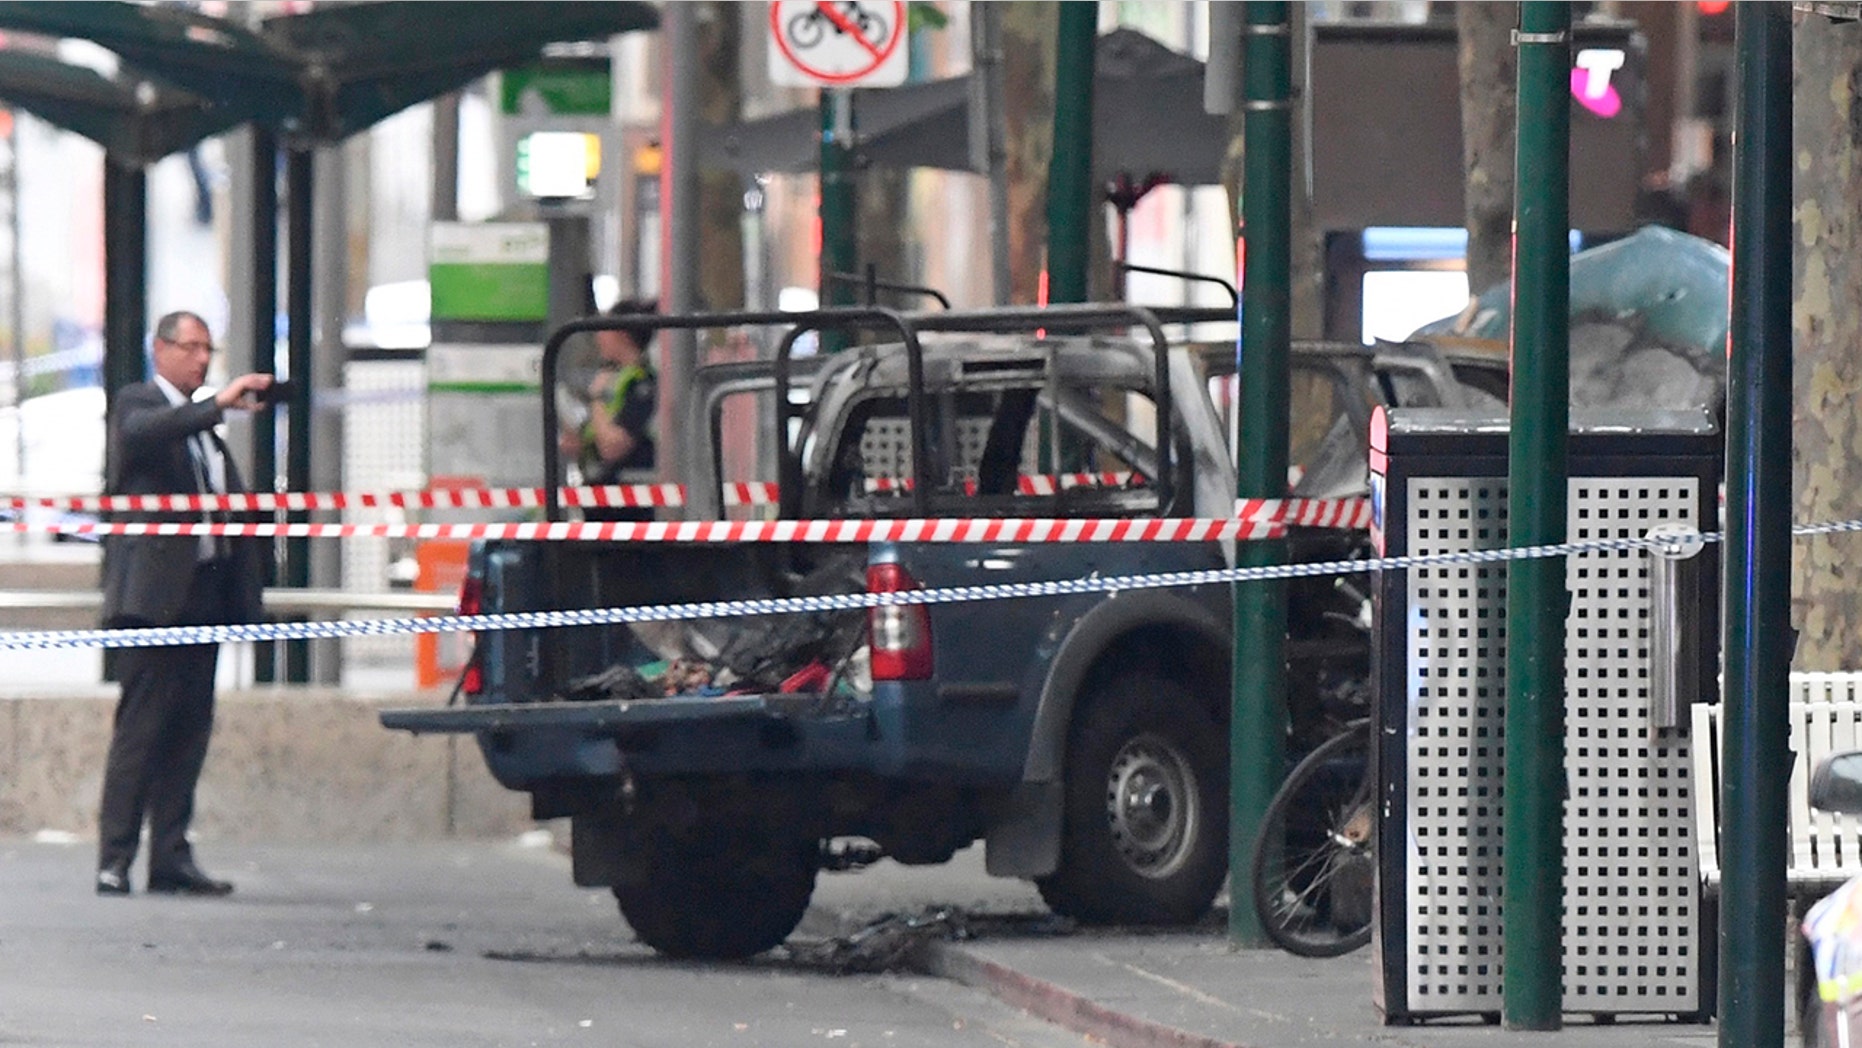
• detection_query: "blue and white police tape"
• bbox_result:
[0,524,1762,652]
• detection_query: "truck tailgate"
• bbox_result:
[379,692,828,734]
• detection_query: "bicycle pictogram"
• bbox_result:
[786,1,888,52]
[767,0,907,88]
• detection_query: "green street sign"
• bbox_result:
[500,58,611,117]
[429,222,549,322]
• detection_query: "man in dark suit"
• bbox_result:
[96,311,274,897]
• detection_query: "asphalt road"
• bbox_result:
[0,835,1078,1048]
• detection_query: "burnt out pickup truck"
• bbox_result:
[382,305,1498,960]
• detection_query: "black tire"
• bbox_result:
[855,10,888,46]
[1250,719,1374,958]
[1037,673,1228,925]
[613,823,819,961]
[786,12,823,49]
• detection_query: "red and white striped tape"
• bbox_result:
[4,498,1370,543]
[8,516,1283,543]
[1240,495,1374,530]
[7,474,1140,514]
[0,482,777,514]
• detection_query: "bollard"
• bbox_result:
[1647,524,1705,733]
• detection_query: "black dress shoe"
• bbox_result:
[147,862,233,897]
[96,866,132,896]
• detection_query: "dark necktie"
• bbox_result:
[191,433,226,560]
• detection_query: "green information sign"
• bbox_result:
[429,222,550,322]
[500,59,612,117]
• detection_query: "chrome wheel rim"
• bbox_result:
[1105,733,1199,879]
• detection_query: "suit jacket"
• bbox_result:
[100,381,268,628]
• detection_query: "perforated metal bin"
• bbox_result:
[1367,407,1720,1025]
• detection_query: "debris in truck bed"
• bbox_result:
[565,658,729,700]
[564,663,656,702]
[574,609,864,698]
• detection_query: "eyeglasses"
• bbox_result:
[161,339,215,355]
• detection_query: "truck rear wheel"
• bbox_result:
[1037,673,1227,924]
[613,824,819,961]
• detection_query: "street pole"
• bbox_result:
[246,127,280,684]
[432,92,460,223]
[819,88,857,348]
[5,117,22,483]
[968,2,1011,306]
[1228,0,1291,949]
[1503,1,1570,1030]
[1044,2,1095,305]
[309,143,348,685]
[659,1,701,488]
[101,156,147,407]
[1718,6,1793,1047]
[249,127,278,506]
[283,146,313,683]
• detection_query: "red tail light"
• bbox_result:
[457,575,483,695]
[866,562,933,681]
[457,575,483,616]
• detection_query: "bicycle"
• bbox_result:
[1250,715,1375,957]
[786,1,889,51]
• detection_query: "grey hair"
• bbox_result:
[153,310,208,343]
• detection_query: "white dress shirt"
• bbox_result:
[152,374,224,560]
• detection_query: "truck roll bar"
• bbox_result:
[901,304,1180,514]
[541,307,925,522]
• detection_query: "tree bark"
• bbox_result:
[1287,3,1321,339]
[1000,2,1058,304]
[857,165,914,298]
[1791,13,1862,670]
[1457,1,1519,295]
[696,2,744,311]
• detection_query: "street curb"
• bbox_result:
[911,938,1250,1048]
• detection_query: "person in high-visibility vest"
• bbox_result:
[560,299,657,521]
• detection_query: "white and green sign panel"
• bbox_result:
[427,343,545,492]
[429,222,549,322]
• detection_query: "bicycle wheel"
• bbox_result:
[855,10,888,47]
[787,12,824,49]
[1251,719,1375,957]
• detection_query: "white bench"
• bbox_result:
[1692,689,1862,898]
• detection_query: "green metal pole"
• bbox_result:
[1719,6,1792,1046]
[1227,0,1291,949]
[1503,1,1570,1030]
[249,127,279,685]
[284,146,313,683]
[99,155,145,687]
[819,89,856,351]
[101,157,147,406]
[249,127,278,507]
[1044,2,1096,304]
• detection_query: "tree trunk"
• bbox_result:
[856,165,915,300]
[1000,2,1058,304]
[1288,3,1321,340]
[1457,1,1519,295]
[696,2,744,311]
[1791,13,1862,670]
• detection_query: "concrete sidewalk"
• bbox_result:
[809,856,1734,1048]
[914,928,1723,1048]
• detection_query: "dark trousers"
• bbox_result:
[98,559,232,876]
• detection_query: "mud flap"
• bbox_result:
[571,807,631,888]
[984,780,1063,877]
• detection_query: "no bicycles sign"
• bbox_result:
[768,0,908,88]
